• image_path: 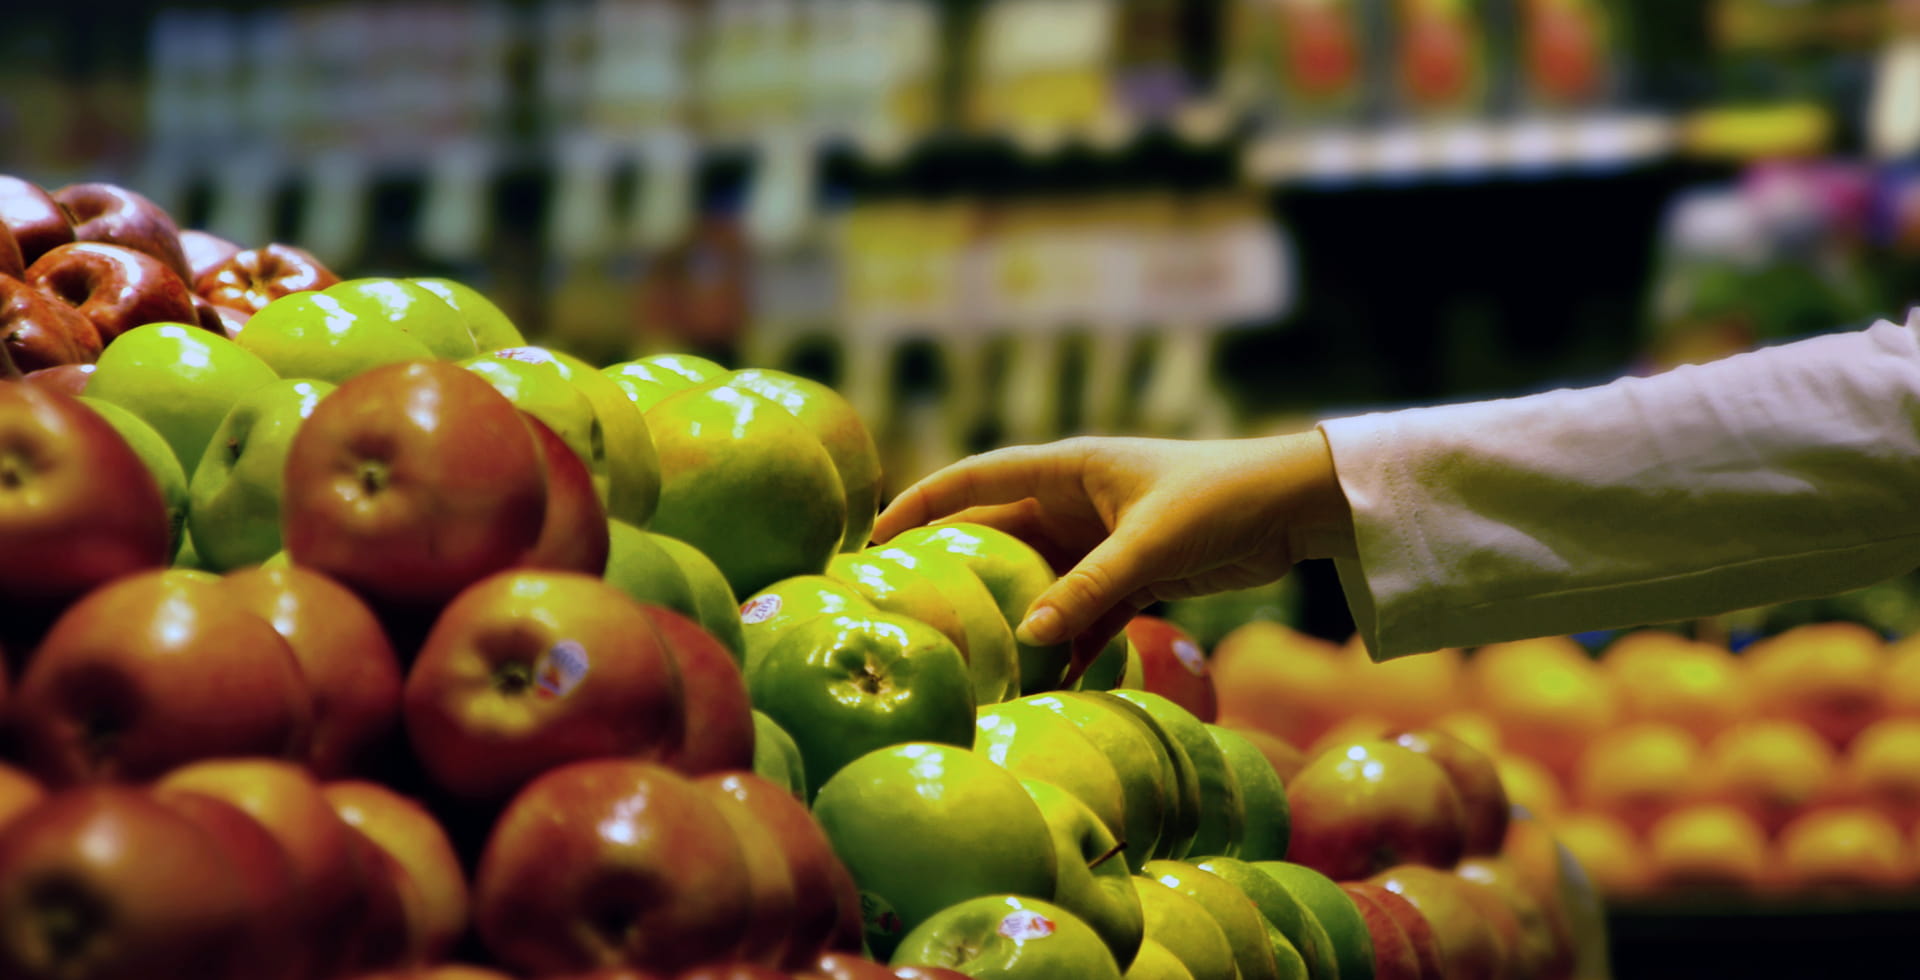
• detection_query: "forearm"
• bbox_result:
[1321,310,1920,660]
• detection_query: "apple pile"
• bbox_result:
[0,171,1592,980]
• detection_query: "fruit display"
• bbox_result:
[0,171,1622,980]
[1215,620,1920,907]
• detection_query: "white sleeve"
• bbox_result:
[1319,309,1920,661]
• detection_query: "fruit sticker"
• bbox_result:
[741,594,782,625]
[997,909,1055,942]
[495,347,557,365]
[1173,639,1208,677]
[534,639,590,699]
[860,890,903,940]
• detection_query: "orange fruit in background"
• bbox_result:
[1572,721,1702,833]
[1212,622,1350,751]
[1884,633,1920,717]
[1776,806,1913,895]
[1467,637,1620,782]
[1841,717,1920,823]
[1339,636,1465,732]
[1494,751,1566,821]
[1743,621,1885,749]
[1697,718,1837,835]
[1605,630,1749,742]
[1547,809,1652,900]
[1434,709,1503,757]
[1646,803,1771,894]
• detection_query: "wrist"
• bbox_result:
[1281,428,1358,561]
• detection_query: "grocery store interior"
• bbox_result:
[8,0,1920,976]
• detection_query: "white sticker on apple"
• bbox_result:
[1173,639,1207,677]
[997,909,1054,942]
[535,639,590,699]
[495,347,556,365]
[741,594,782,624]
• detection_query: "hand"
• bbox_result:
[871,430,1356,667]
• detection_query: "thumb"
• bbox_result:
[1015,525,1160,648]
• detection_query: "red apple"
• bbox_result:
[1124,615,1219,722]
[25,241,197,343]
[156,789,309,980]
[696,779,799,965]
[11,571,314,784]
[1368,865,1515,980]
[155,758,374,979]
[179,229,242,283]
[0,763,45,831]
[1391,728,1511,856]
[20,363,94,396]
[0,220,22,279]
[356,969,525,980]
[678,966,792,980]
[196,243,339,315]
[1339,883,1431,980]
[811,954,897,980]
[404,570,686,801]
[521,414,610,575]
[1,272,101,371]
[324,779,470,960]
[341,823,421,972]
[1285,739,1469,881]
[0,381,168,607]
[699,772,856,970]
[474,759,756,974]
[223,565,403,778]
[0,175,75,266]
[0,787,262,979]
[283,360,549,610]
[192,293,252,338]
[650,606,754,775]
[536,970,667,980]
[53,182,194,284]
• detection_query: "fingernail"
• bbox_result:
[1017,606,1062,646]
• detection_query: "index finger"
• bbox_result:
[871,443,1080,544]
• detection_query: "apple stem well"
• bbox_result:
[30,879,109,961]
[356,459,389,496]
[494,660,535,695]
[1,451,27,489]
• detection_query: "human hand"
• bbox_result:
[870,431,1355,670]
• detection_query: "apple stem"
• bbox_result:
[1088,840,1127,870]
[0,453,23,490]
[356,459,388,495]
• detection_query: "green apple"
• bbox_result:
[459,354,612,505]
[1131,877,1237,980]
[602,519,699,617]
[237,291,437,383]
[867,544,1020,707]
[1207,725,1290,862]
[812,743,1058,959]
[604,358,702,413]
[640,352,726,385]
[86,322,280,477]
[411,277,526,350]
[975,703,1131,852]
[322,277,478,359]
[1019,779,1144,970]
[1128,939,1198,980]
[1194,858,1339,980]
[738,574,876,676]
[1253,863,1376,980]
[886,523,1070,694]
[645,384,845,597]
[748,612,976,796]
[1112,691,1244,859]
[77,397,188,560]
[1261,921,1312,980]
[1074,692,1203,861]
[892,894,1122,980]
[1076,635,1139,692]
[751,709,807,799]
[171,528,206,570]
[1006,694,1173,871]
[185,379,334,571]
[650,532,747,662]
[830,552,1015,706]
[1142,861,1283,980]
[477,347,661,528]
[723,368,882,553]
